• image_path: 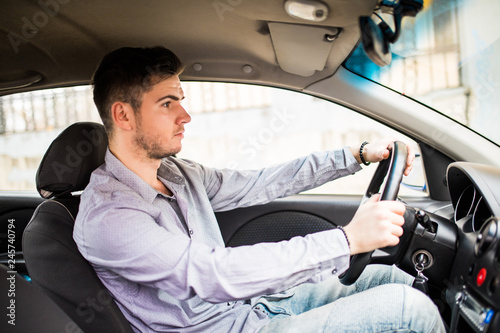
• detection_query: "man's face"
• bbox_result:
[133,75,191,159]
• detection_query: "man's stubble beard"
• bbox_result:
[133,119,180,160]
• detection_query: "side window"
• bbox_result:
[179,82,426,196]
[0,87,100,191]
[0,82,425,196]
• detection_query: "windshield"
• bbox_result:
[345,0,500,145]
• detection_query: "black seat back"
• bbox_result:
[23,122,134,333]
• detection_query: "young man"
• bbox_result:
[74,46,445,332]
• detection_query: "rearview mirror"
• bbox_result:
[359,0,423,67]
[359,16,392,67]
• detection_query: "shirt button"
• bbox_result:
[189,229,194,235]
[332,268,337,274]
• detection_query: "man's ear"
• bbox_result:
[111,101,135,131]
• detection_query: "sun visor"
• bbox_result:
[0,71,43,91]
[268,22,341,77]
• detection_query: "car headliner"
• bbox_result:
[1,0,377,96]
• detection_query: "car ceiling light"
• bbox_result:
[242,65,253,74]
[192,63,203,71]
[284,0,328,22]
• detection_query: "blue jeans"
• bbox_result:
[255,265,445,333]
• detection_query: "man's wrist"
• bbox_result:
[359,141,371,166]
[348,146,362,164]
[348,142,370,165]
[337,226,350,252]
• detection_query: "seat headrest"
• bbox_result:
[36,122,108,199]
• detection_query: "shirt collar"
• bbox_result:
[157,159,185,185]
[104,149,185,203]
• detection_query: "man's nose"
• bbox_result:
[178,105,191,124]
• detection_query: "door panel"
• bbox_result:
[217,194,362,246]
[217,194,443,246]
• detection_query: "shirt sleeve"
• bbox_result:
[204,148,362,212]
[75,190,351,304]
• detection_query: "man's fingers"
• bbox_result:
[391,224,404,237]
[404,143,416,176]
[386,234,401,247]
[376,200,406,216]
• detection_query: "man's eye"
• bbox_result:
[162,102,171,108]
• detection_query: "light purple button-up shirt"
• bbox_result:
[73,148,361,332]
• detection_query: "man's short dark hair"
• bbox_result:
[92,46,184,137]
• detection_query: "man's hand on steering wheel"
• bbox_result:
[349,138,415,176]
[343,194,405,255]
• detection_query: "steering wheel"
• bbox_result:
[340,141,408,285]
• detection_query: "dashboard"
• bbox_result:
[445,162,500,332]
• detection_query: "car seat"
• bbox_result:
[0,264,82,332]
[22,122,134,333]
